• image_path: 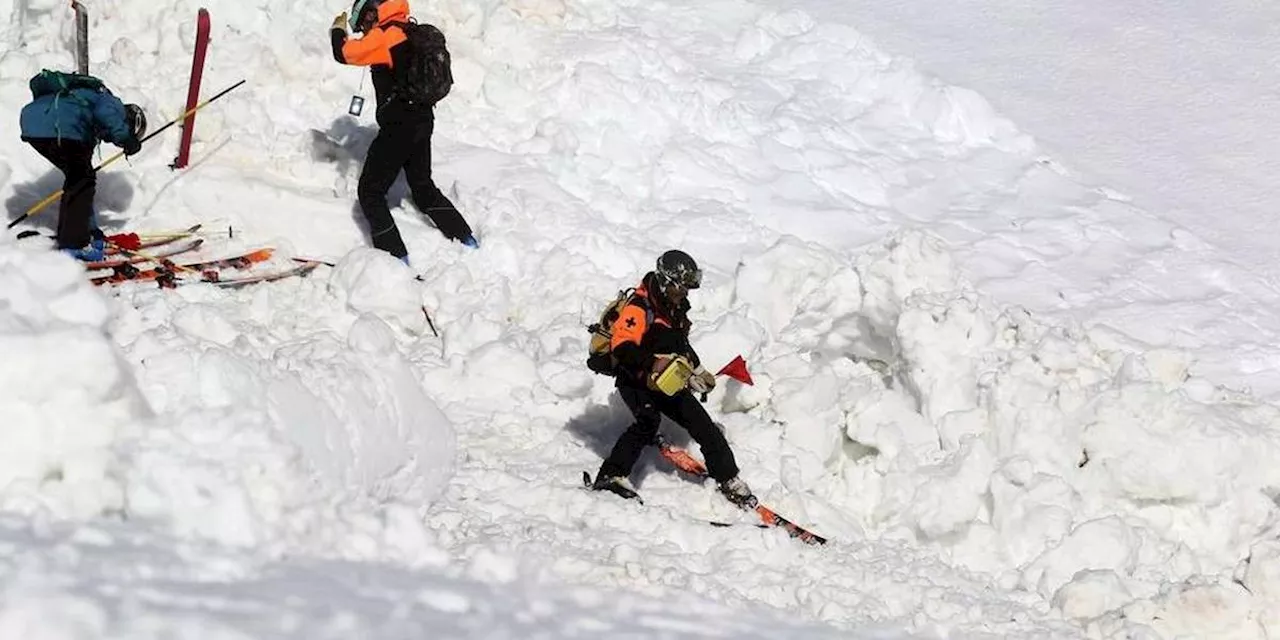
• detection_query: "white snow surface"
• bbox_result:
[780,0,1280,402]
[0,0,1277,638]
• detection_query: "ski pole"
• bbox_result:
[105,240,204,276]
[8,78,247,230]
[421,305,439,337]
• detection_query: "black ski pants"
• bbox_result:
[25,138,97,249]
[599,382,740,483]
[357,112,472,258]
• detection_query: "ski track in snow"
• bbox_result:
[1,0,1279,638]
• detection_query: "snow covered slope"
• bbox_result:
[776,0,1280,401]
[1,0,1279,637]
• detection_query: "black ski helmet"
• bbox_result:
[124,103,146,140]
[655,249,701,289]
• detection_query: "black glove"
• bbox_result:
[122,137,142,156]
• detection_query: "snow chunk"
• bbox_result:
[1080,382,1257,505]
[1023,517,1141,598]
[1051,569,1133,620]
[1114,582,1262,640]
[328,249,426,335]
[899,437,995,540]
[1243,540,1280,636]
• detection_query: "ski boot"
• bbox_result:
[718,476,757,509]
[63,234,106,262]
[591,473,641,502]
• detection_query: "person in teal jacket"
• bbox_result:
[18,69,145,261]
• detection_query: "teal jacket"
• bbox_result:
[19,71,133,145]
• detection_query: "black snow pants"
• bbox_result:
[357,108,472,258]
[598,381,740,483]
[25,138,97,249]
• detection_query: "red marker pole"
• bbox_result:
[173,8,211,169]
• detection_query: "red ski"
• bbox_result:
[91,248,274,287]
[655,435,828,545]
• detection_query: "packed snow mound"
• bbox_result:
[716,230,1280,635]
[0,238,456,561]
[0,240,149,520]
[109,261,457,558]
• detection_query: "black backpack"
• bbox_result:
[391,20,452,107]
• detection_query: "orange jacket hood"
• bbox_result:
[375,0,409,27]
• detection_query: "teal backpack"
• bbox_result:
[29,69,108,103]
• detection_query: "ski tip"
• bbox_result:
[753,504,829,546]
[210,262,321,288]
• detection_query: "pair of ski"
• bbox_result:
[91,248,316,289]
[87,225,320,289]
[583,436,828,546]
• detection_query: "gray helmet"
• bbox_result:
[655,249,701,289]
[124,103,146,140]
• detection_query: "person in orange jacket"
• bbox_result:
[589,250,755,507]
[330,0,477,265]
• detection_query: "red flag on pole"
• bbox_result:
[716,355,753,385]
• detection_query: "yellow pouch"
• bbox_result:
[653,356,694,396]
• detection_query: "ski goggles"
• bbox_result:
[657,267,701,290]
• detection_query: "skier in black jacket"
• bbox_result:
[331,0,477,265]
